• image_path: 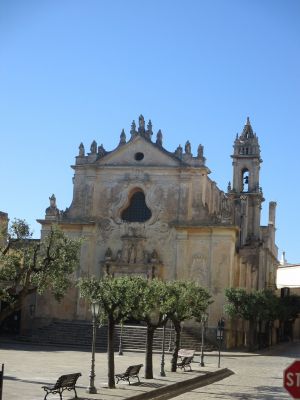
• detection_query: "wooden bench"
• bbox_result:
[115,364,143,385]
[42,372,81,400]
[176,356,194,371]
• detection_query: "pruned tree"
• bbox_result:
[224,288,280,350]
[78,275,146,388]
[132,278,169,379]
[164,281,212,372]
[0,219,81,326]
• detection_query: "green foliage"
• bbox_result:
[78,275,147,323]
[133,278,168,326]
[122,278,212,327]
[9,218,32,240]
[278,295,300,322]
[164,280,212,323]
[224,287,280,323]
[0,220,81,320]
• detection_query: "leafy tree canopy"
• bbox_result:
[0,219,81,323]
[78,275,147,324]
[164,280,212,323]
[225,288,280,322]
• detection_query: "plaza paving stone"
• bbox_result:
[0,340,298,399]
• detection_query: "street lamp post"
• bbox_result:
[217,317,225,368]
[160,319,166,377]
[87,302,100,394]
[199,313,208,367]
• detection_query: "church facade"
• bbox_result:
[37,116,278,347]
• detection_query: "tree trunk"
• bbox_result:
[107,314,115,388]
[145,325,155,379]
[0,286,36,326]
[171,321,181,372]
[248,319,256,351]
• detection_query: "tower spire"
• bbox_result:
[230,119,264,246]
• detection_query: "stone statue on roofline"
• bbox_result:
[90,140,97,154]
[79,142,85,157]
[45,194,60,218]
[138,114,145,134]
[185,140,191,155]
[156,130,163,147]
[175,145,183,159]
[197,144,206,164]
[98,144,106,158]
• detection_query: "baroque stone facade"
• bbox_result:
[37,116,278,347]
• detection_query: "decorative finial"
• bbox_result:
[185,140,191,155]
[79,142,85,157]
[119,129,126,145]
[90,140,97,154]
[146,119,153,139]
[156,130,163,147]
[130,120,137,137]
[241,117,254,138]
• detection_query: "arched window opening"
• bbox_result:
[242,169,249,192]
[121,190,152,222]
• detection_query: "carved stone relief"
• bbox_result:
[190,254,209,287]
[212,254,229,295]
[108,182,164,225]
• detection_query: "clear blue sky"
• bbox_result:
[1,1,299,262]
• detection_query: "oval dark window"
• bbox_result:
[135,152,144,161]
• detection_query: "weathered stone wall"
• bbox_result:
[36,117,279,348]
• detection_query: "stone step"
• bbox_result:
[19,320,215,352]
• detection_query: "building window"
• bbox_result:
[135,152,144,161]
[121,190,152,222]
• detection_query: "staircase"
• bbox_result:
[19,320,215,352]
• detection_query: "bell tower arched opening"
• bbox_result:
[242,169,249,192]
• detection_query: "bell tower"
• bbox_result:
[229,117,264,246]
